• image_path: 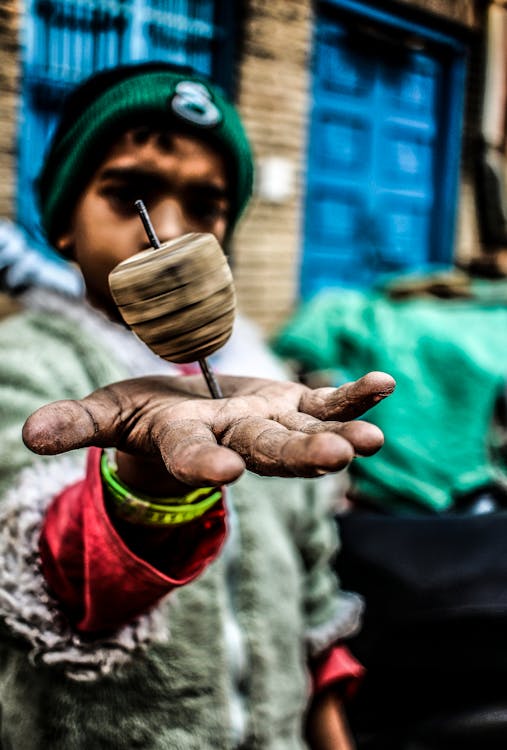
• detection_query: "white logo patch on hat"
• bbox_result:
[170,81,222,127]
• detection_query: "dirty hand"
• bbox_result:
[23,372,395,491]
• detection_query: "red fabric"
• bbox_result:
[311,645,365,699]
[39,447,227,633]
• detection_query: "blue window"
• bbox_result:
[17,0,236,257]
[301,0,467,298]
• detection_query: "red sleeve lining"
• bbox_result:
[311,645,366,700]
[40,447,227,632]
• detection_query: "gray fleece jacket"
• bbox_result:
[0,289,362,749]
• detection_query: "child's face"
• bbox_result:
[55,127,231,319]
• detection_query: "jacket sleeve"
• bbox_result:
[40,447,227,633]
[0,309,177,679]
[0,309,127,497]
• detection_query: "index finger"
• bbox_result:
[299,371,395,421]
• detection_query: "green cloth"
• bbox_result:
[274,281,507,513]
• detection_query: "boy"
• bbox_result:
[0,62,394,748]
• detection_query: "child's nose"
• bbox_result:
[149,200,188,244]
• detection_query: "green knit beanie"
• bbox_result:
[37,63,254,250]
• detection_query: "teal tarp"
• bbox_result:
[274,282,507,513]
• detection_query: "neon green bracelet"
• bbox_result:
[100,450,222,527]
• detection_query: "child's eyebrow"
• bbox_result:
[98,166,229,200]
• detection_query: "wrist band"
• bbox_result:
[100,450,221,527]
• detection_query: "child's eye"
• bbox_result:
[102,186,140,214]
[189,201,228,225]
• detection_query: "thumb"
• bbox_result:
[23,399,111,455]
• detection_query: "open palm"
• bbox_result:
[23,371,395,489]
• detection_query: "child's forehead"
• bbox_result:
[96,127,230,183]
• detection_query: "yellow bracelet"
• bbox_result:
[100,450,222,527]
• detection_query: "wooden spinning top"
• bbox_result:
[108,202,236,397]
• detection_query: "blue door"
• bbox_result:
[301,4,467,298]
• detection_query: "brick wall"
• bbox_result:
[395,0,479,27]
[233,0,314,335]
[0,0,21,218]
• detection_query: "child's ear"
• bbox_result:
[54,230,75,257]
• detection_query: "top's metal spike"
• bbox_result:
[135,199,161,249]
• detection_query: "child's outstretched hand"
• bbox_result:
[22,371,395,492]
